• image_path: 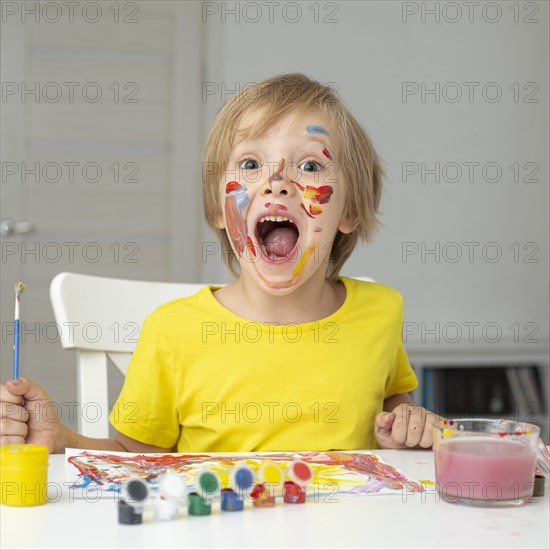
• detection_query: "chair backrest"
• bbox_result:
[50,272,213,438]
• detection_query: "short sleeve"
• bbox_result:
[109,316,179,448]
[384,340,418,398]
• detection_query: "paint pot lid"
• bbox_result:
[288,459,313,486]
[121,476,150,504]
[0,444,48,468]
[256,461,284,488]
[194,469,221,499]
[159,469,187,501]
[229,463,255,494]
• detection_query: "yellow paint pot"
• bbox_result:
[1,444,49,506]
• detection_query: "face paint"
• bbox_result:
[224,181,251,258]
[309,204,322,216]
[246,235,256,257]
[299,203,314,218]
[292,243,318,278]
[305,125,330,136]
[269,158,285,183]
[322,147,333,160]
[294,179,333,219]
[226,181,251,212]
[303,185,333,205]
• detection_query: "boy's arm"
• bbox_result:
[1,378,174,454]
[56,424,174,454]
[383,392,413,412]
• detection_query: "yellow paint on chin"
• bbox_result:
[292,243,318,278]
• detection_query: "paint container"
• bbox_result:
[284,459,313,504]
[533,474,545,497]
[118,476,149,525]
[221,488,244,511]
[154,469,187,521]
[0,444,48,506]
[250,483,275,508]
[188,492,211,516]
[118,500,143,525]
[283,481,306,504]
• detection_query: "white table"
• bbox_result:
[1,450,548,550]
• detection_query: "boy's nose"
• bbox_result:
[261,177,296,198]
[261,159,296,198]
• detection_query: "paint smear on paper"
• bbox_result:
[65,449,427,498]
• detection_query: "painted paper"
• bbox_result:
[65,449,427,499]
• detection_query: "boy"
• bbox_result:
[0,74,438,453]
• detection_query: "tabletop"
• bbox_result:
[1,449,548,550]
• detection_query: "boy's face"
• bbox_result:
[219,110,354,294]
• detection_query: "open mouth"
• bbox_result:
[255,215,300,262]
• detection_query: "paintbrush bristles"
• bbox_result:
[15,282,27,296]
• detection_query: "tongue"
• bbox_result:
[264,227,298,258]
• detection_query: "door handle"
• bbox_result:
[0,219,35,238]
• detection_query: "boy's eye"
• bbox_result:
[240,159,260,170]
[299,160,322,172]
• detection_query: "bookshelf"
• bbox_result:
[408,346,549,442]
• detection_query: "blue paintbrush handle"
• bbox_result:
[13,318,20,379]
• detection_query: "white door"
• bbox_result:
[0,1,203,429]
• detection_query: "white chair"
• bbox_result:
[50,272,212,438]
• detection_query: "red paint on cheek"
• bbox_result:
[299,203,315,218]
[247,236,256,257]
[291,179,305,192]
[309,204,322,216]
[226,181,242,194]
[313,227,322,232]
[304,185,333,204]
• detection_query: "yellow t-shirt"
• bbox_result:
[109,277,417,451]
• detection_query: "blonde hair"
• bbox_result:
[202,73,383,280]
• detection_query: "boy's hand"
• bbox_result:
[0,378,61,453]
[375,403,440,449]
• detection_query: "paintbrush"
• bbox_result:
[13,282,26,379]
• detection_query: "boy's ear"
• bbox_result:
[338,214,358,234]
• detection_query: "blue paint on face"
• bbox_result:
[305,125,330,136]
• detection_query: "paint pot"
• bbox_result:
[283,481,306,504]
[154,469,187,521]
[118,500,143,525]
[221,488,244,512]
[119,476,150,525]
[0,444,48,506]
[153,497,179,521]
[250,483,275,508]
[188,492,211,516]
